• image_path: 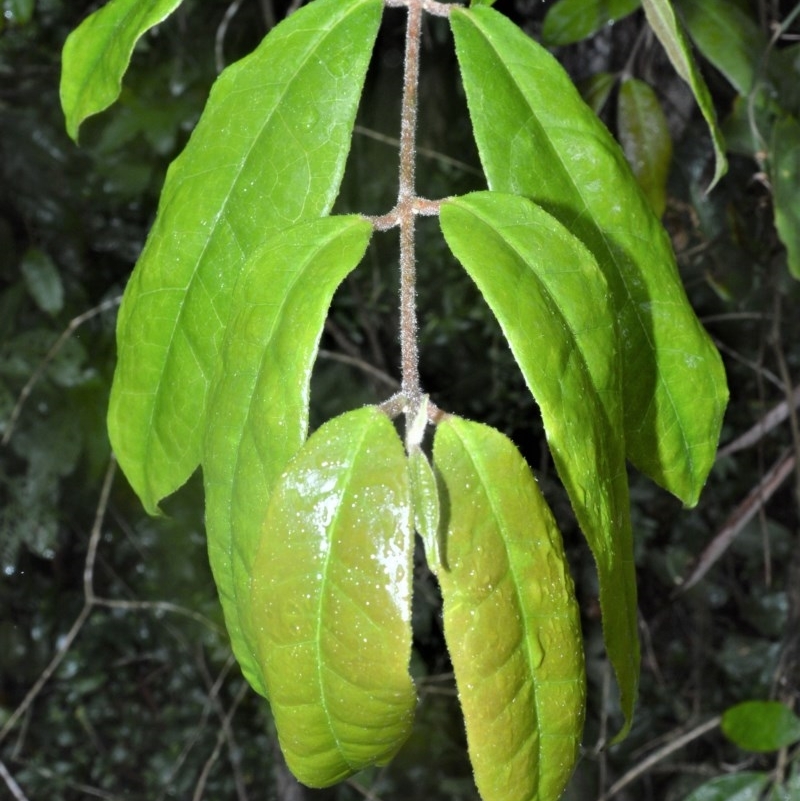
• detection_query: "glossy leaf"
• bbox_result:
[542,0,640,47]
[673,0,766,96]
[439,191,638,738]
[617,77,673,217]
[682,773,770,801]
[60,0,186,141]
[203,215,372,697]
[249,407,415,786]
[451,5,728,506]
[432,416,585,801]
[640,0,727,189]
[107,0,382,514]
[770,115,800,280]
[722,701,800,752]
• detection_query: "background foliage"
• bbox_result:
[2,0,800,799]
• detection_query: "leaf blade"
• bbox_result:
[451,5,728,506]
[722,701,800,753]
[203,215,372,697]
[770,115,800,280]
[542,0,640,47]
[640,0,728,188]
[432,416,586,801]
[107,0,382,514]
[60,0,186,141]
[617,77,673,217]
[439,190,638,739]
[250,407,416,786]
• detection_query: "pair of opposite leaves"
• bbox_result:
[77,0,728,797]
[254,405,584,801]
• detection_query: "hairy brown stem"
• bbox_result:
[398,0,423,406]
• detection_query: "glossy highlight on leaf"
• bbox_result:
[617,77,673,217]
[60,0,186,141]
[107,0,382,514]
[250,407,416,786]
[451,5,728,507]
[203,215,373,697]
[440,191,638,739]
[432,416,585,801]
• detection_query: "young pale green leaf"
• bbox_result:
[770,116,800,280]
[672,0,766,96]
[617,77,673,217]
[409,447,441,571]
[451,5,728,507]
[60,0,186,141]
[722,701,800,753]
[107,0,382,515]
[249,407,416,787]
[439,191,638,739]
[203,215,372,698]
[432,416,585,801]
[542,0,640,47]
[640,0,727,189]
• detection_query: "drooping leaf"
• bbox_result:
[722,701,800,752]
[408,447,441,571]
[60,0,186,141]
[617,77,673,216]
[107,0,382,514]
[20,248,64,316]
[203,215,372,697]
[542,0,640,47]
[640,0,727,189]
[770,115,800,279]
[672,0,767,96]
[451,5,728,506]
[249,406,415,786]
[682,773,770,801]
[439,191,638,739]
[432,416,585,801]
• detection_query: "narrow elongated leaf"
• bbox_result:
[640,0,727,188]
[770,115,800,279]
[440,191,638,738]
[107,0,382,514]
[409,447,441,570]
[203,215,372,697]
[542,0,640,47]
[722,701,800,752]
[617,77,673,217]
[60,0,186,141]
[673,0,766,96]
[432,416,585,801]
[249,407,415,786]
[451,6,728,506]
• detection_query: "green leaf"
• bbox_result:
[432,416,585,801]
[682,773,770,801]
[542,0,640,47]
[60,0,186,141]
[249,406,415,787]
[451,5,728,506]
[107,0,382,514]
[617,77,673,217]
[722,701,800,752]
[439,191,638,739]
[770,115,800,280]
[409,447,441,570]
[203,215,372,697]
[20,248,64,316]
[579,71,617,115]
[640,0,727,189]
[672,0,767,96]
